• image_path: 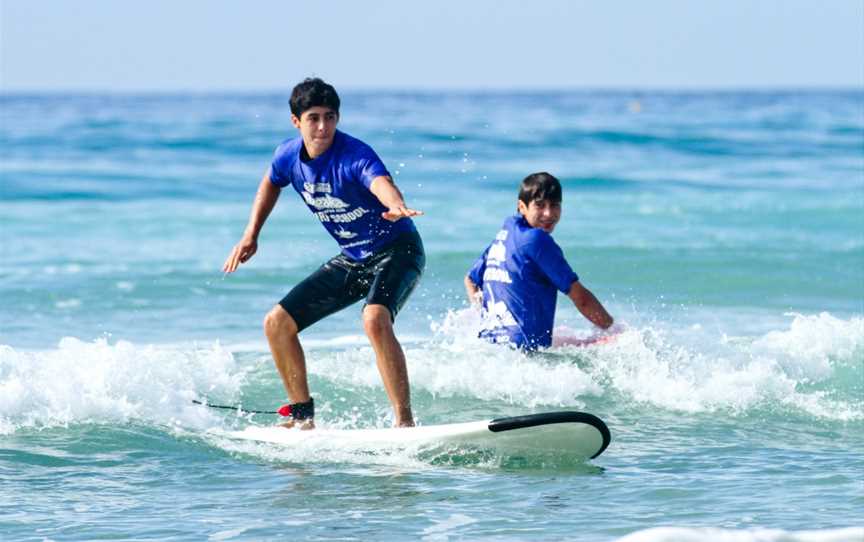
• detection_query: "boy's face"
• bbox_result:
[518,198,561,233]
[291,106,339,158]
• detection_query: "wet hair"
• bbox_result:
[289,78,341,118]
[518,172,562,204]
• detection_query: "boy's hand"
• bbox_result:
[223,236,257,273]
[381,206,423,222]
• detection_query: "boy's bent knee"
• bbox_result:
[264,305,298,339]
[362,305,393,338]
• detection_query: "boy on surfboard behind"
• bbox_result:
[464,172,614,351]
[223,78,424,429]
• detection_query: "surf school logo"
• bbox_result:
[333,227,357,239]
[483,267,512,284]
[302,191,349,210]
[314,207,370,223]
[487,241,506,265]
[481,288,517,327]
[486,300,517,326]
[486,229,508,264]
[303,181,332,194]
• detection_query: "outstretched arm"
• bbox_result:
[369,176,423,222]
[222,174,281,273]
[567,281,614,329]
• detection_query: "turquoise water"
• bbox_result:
[1,91,863,541]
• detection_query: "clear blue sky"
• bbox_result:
[2,0,862,91]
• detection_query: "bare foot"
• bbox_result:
[280,419,315,430]
[394,420,415,428]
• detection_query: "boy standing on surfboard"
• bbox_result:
[223,78,424,428]
[464,172,614,351]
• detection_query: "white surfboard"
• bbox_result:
[226,411,611,460]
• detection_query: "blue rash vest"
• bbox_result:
[267,130,415,261]
[468,215,579,350]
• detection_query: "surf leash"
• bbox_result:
[192,398,314,419]
[192,399,288,416]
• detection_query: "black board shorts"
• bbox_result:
[279,230,425,332]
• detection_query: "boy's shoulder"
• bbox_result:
[503,216,560,260]
[333,130,378,157]
[503,215,553,243]
[273,135,304,162]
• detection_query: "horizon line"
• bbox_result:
[2,84,862,96]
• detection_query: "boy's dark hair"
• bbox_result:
[518,172,562,204]
[290,78,341,118]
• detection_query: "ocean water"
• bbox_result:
[1,90,862,541]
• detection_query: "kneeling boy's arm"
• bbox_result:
[568,281,614,329]
[464,276,482,306]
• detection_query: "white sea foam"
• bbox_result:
[2,311,859,439]
[0,337,247,434]
[314,339,600,409]
[615,526,863,542]
[418,309,864,420]
[588,313,862,420]
[750,312,864,377]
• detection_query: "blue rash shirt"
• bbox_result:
[268,130,416,261]
[468,215,579,350]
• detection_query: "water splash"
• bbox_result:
[421,309,864,421]
[0,337,247,434]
